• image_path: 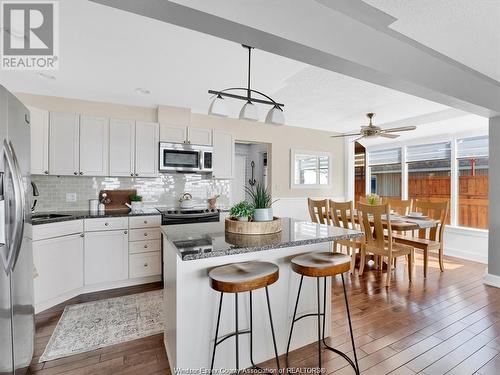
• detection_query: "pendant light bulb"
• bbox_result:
[208,94,229,117]
[239,100,259,122]
[265,105,285,125]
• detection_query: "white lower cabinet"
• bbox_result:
[33,233,84,307]
[84,229,129,285]
[129,252,161,278]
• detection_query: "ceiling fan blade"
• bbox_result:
[330,132,362,138]
[379,133,400,139]
[382,126,417,133]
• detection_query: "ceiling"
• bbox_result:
[0,0,455,133]
[362,0,500,83]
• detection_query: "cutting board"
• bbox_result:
[99,189,137,213]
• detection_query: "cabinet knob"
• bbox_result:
[80,233,84,237]
[144,244,148,248]
[135,173,139,176]
[79,172,83,175]
[74,171,78,175]
[144,232,148,236]
[143,263,148,267]
[124,230,128,234]
[130,173,134,176]
[144,220,147,224]
[44,170,49,175]
[104,222,109,226]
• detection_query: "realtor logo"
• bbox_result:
[1,1,59,70]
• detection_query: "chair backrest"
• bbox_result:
[413,200,449,243]
[329,200,355,229]
[307,198,329,224]
[357,203,393,256]
[358,196,368,204]
[383,197,413,216]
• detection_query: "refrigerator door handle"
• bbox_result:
[3,140,25,272]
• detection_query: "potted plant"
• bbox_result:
[245,183,276,222]
[366,193,380,206]
[229,201,254,221]
[127,194,144,212]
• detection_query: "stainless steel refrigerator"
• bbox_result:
[0,86,34,375]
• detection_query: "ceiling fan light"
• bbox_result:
[265,105,285,125]
[208,94,229,117]
[239,101,259,122]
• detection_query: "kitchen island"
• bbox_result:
[162,218,363,373]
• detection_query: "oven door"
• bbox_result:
[159,143,201,172]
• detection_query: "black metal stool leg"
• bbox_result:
[249,290,257,368]
[265,286,281,372]
[210,293,224,373]
[285,275,304,368]
[235,292,239,373]
[342,274,360,374]
[316,277,322,370]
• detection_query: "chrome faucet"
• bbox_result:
[31,181,39,212]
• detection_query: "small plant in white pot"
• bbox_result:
[246,183,276,222]
[127,194,144,212]
[229,201,254,222]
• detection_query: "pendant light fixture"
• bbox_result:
[208,45,285,125]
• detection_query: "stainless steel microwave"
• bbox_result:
[159,142,213,173]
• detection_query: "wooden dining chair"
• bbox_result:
[328,200,364,273]
[383,197,413,216]
[392,200,449,277]
[357,203,414,286]
[307,198,330,224]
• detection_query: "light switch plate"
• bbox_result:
[66,193,77,202]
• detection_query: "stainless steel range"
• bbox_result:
[157,207,220,225]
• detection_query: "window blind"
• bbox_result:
[457,136,488,158]
[407,142,451,162]
[369,148,401,166]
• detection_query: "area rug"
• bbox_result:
[39,290,164,362]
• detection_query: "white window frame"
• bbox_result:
[290,149,332,189]
[360,128,488,233]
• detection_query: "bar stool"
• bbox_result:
[285,252,359,374]
[209,261,280,373]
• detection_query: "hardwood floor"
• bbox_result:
[29,252,500,375]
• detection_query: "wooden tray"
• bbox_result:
[99,189,136,212]
[225,231,282,247]
[225,217,282,235]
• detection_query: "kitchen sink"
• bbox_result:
[32,213,73,221]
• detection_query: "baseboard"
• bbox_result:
[35,275,162,314]
[444,246,487,264]
[484,272,500,288]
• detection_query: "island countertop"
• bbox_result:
[161,217,364,261]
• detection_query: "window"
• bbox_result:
[407,143,451,222]
[291,150,331,188]
[457,136,488,229]
[369,148,401,198]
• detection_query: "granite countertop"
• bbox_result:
[162,217,364,261]
[30,209,161,225]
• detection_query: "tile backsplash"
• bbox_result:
[32,174,231,212]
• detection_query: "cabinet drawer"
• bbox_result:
[129,239,161,254]
[129,252,161,278]
[129,228,161,241]
[129,215,161,229]
[33,220,83,241]
[84,217,128,232]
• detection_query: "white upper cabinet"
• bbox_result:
[160,123,187,143]
[160,124,212,146]
[49,112,80,176]
[79,116,109,176]
[188,127,212,146]
[135,121,159,177]
[109,119,135,177]
[212,130,234,179]
[29,107,49,175]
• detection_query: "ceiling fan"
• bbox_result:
[331,113,416,141]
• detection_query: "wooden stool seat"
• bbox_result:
[291,252,351,277]
[209,261,279,293]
